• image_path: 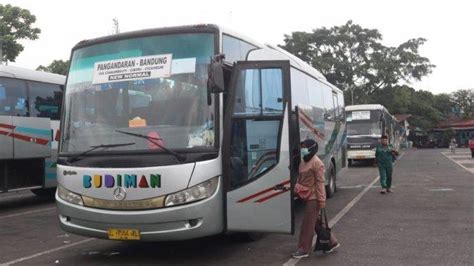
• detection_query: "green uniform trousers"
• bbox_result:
[378,164,393,189]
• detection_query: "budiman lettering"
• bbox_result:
[82,174,161,189]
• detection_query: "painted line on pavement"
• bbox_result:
[441,152,474,174]
[2,238,95,265]
[284,152,406,266]
[0,207,56,220]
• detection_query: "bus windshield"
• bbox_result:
[61,33,216,154]
[346,110,382,136]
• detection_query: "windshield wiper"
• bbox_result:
[66,142,136,163]
[115,130,187,162]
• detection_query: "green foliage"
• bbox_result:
[280,20,435,105]
[37,60,70,75]
[0,4,41,63]
[450,89,473,119]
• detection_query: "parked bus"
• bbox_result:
[345,104,400,166]
[0,65,65,195]
[56,24,345,241]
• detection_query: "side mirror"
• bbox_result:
[209,61,225,93]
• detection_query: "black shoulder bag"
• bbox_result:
[314,208,332,252]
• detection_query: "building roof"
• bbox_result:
[394,114,412,122]
[437,118,474,129]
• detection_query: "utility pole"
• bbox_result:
[112,18,120,35]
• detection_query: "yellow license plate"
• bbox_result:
[355,155,365,159]
[107,229,140,240]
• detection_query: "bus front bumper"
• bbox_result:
[347,149,376,160]
[55,185,224,241]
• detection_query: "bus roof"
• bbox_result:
[69,23,342,94]
[219,26,342,94]
[0,65,65,85]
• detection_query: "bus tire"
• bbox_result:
[326,163,336,198]
[348,159,353,167]
[31,188,56,198]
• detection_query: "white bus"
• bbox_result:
[345,104,400,166]
[56,24,345,241]
[0,65,65,195]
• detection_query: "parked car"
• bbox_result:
[469,139,474,158]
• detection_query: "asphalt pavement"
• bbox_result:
[0,148,472,265]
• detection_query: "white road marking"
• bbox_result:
[1,238,95,265]
[284,152,406,266]
[441,152,474,174]
[428,188,454,192]
[0,207,56,220]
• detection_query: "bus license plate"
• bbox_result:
[356,155,365,159]
[107,229,140,240]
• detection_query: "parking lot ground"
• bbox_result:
[0,148,472,265]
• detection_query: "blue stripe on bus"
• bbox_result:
[15,127,51,137]
[46,173,57,180]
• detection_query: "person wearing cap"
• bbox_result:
[375,135,399,194]
[291,138,340,259]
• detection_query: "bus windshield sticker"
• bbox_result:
[92,54,172,84]
[171,58,196,75]
[352,111,371,120]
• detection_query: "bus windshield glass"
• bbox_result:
[61,33,216,154]
[346,110,382,136]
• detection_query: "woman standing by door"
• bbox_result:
[292,139,340,258]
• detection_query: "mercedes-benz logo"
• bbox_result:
[113,187,127,201]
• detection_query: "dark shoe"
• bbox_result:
[324,243,341,254]
[380,189,386,194]
[291,250,309,259]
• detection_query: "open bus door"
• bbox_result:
[222,61,296,234]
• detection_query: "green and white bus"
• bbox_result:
[56,24,345,241]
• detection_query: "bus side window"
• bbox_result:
[0,77,28,117]
[322,84,335,121]
[332,92,339,121]
[337,92,344,121]
[223,34,258,64]
[28,81,63,120]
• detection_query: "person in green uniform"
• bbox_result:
[375,135,399,194]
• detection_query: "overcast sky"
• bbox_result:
[3,0,474,94]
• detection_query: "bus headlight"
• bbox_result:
[165,176,219,207]
[57,185,84,206]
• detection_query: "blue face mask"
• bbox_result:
[301,148,310,157]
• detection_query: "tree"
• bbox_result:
[451,89,473,119]
[280,20,435,105]
[0,4,41,64]
[433,93,455,118]
[37,59,70,75]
